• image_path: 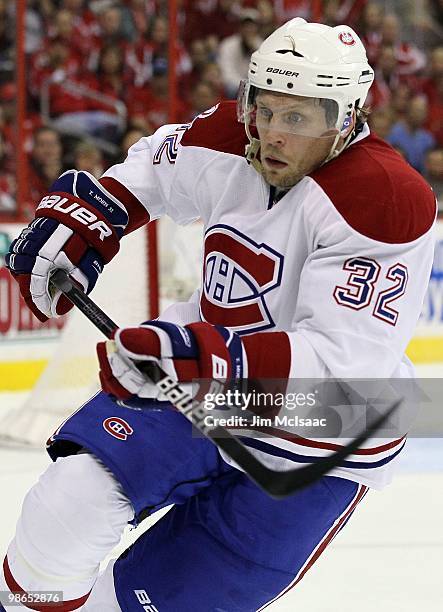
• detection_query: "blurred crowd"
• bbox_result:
[1,0,443,216]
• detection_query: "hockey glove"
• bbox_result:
[97,320,291,404]
[6,170,128,321]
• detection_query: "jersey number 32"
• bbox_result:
[333,256,408,326]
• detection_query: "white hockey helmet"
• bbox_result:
[238,18,374,165]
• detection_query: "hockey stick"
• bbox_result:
[51,269,400,499]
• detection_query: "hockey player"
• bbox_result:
[2,18,436,611]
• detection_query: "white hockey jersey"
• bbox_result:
[102,101,437,489]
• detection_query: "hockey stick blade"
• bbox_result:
[51,269,400,499]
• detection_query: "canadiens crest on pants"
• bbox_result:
[103,417,134,441]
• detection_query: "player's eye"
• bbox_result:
[256,107,272,122]
[284,112,303,126]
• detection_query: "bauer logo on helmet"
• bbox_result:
[266,67,299,77]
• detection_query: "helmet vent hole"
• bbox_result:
[276,49,304,58]
[317,73,351,87]
[287,83,294,89]
[266,78,272,85]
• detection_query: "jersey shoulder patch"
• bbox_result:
[181,101,248,157]
[310,134,436,244]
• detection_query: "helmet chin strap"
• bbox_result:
[245,120,263,174]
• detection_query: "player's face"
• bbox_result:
[256,92,338,189]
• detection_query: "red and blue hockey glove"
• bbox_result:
[97,320,291,403]
[5,170,128,321]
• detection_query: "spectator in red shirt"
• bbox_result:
[124,13,191,88]
[127,58,189,132]
[47,8,89,58]
[380,13,426,77]
[418,47,443,145]
[87,4,129,73]
[390,82,412,123]
[421,47,443,104]
[49,44,127,143]
[29,35,84,116]
[93,44,128,107]
[61,0,100,46]
[357,2,384,64]
[365,45,399,110]
[182,39,214,98]
[425,75,443,146]
[182,0,242,47]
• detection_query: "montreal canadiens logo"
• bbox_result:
[200,225,283,334]
[103,417,134,441]
[338,31,356,46]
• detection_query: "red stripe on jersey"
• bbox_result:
[201,296,266,328]
[99,176,150,234]
[310,134,436,243]
[2,555,91,611]
[243,332,291,379]
[259,484,368,610]
[181,101,248,157]
[244,425,406,455]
